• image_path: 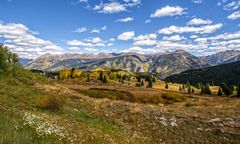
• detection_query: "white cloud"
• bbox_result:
[158,23,223,34]
[91,37,102,43]
[67,40,92,47]
[116,17,134,23]
[94,2,126,14]
[190,35,198,39]
[150,6,185,18]
[187,18,212,25]
[74,27,87,33]
[133,33,158,46]
[84,47,98,52]
[67,37,113,48]
[0,23,64,58]
[145,19,151,23]
[121,46,160,54]
[90,28,100,33]
[69,47,81,51]
[118,31,135,40]
[228,11,240,20]
[192,0,203,4]
[90,26,107,33]
[101,25,107,30]
[162,35,186,41]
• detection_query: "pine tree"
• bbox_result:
[200,85,205,95]
[165,81,169,89]
[99,71,103,81]
[182,84,185,90]
[103,75,107,83]
[147,77,153,88]
[236,85,240,97]
[0,44,8,73]
[187,86,191,94]
[221,83,232,96]
[217,87,223,96]
[70,67,75,78]
[192,88,194,93]
[152,77,156,83]
[205,84,212,95]
[179,86,182,91]
[87,74,90,82]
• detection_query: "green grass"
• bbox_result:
[0,111,63,144]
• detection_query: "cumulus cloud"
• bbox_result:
[228,11,240,20]
[0,23,64,58]
[158,23,223,34]
[192,0,203,4]
[162,35,186,41]
[66,37,113,52]
[145,19,151,23]
[150,6,185,18]
[118,31,135,40]
[133,33,158,46]
[84,47,98,52]
[116,17,134,23]
[74,27,87,33]
[187,18,212,25]
[121,46,160,54]
[94,2,126,14]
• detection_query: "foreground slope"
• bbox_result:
[165,60,240,85]
[1,67,240,143]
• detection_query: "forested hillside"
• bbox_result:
[165,61,240,85]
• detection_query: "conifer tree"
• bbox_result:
[165,81,169,89]
[236,85,240,97]
[205,83,212,95]
[217,87,223,96]
[188,86,191,94]
[99,71,103,81]
[153,77,156,83]
[147,77,153,88]
[179,86,182,91]
[103,75,107,83]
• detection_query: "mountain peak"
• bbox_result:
[174,49,188,54]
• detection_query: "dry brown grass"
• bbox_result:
[36,94,66,111]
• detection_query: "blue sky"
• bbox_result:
[0,0,240,58]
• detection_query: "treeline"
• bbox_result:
[165,61,240,86]
[175,81,240,97]
[0,44,19,74]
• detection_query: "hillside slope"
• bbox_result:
[165,60,240,85]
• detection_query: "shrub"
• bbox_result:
[36,95,65,111]
[162,93,186,104]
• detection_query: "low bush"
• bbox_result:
[36,95,65,111]
[162,93,186,104]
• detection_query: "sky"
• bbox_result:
[0,0,240,59]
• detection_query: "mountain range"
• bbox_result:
[23,49,240,79]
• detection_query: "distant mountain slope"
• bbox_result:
[149,50,209,79]
[19,58,32,65]
[24,50,210,79]
[165,61,240,85]
[201,50,240,65]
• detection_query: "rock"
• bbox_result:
[208,118,221,123]
[197,128,203,131]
